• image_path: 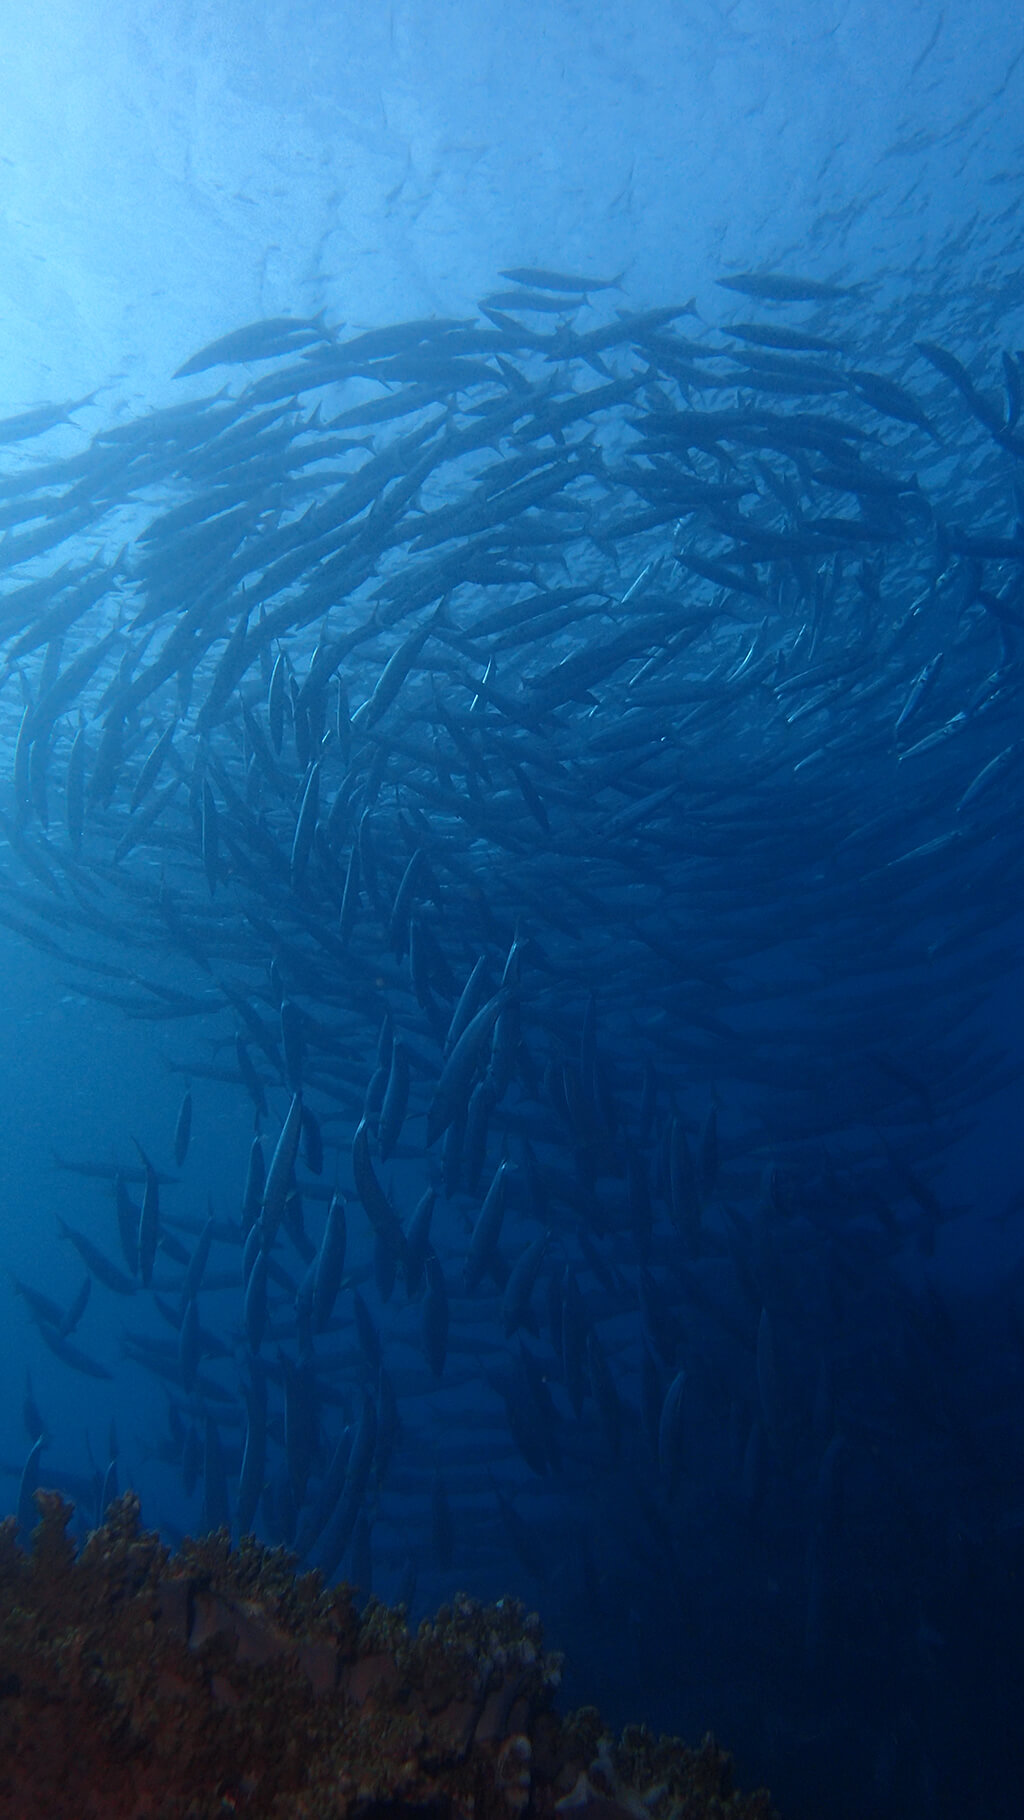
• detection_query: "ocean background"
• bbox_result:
[1,4,1023,1816]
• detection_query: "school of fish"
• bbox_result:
[2,265,1023,1819]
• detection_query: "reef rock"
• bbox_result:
[0,1492,776,1820]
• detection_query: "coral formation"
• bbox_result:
[0,1493,776,1819]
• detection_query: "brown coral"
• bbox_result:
[0,1493,775,1820]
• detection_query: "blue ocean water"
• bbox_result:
[1,5,1023,1815]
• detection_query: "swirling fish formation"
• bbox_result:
[2,268,1023,1814]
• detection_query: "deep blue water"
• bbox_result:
[1,7,1024,1817]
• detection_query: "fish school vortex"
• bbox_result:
[1,270,1022,1809]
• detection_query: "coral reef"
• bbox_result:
[0,1492,776,1820]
